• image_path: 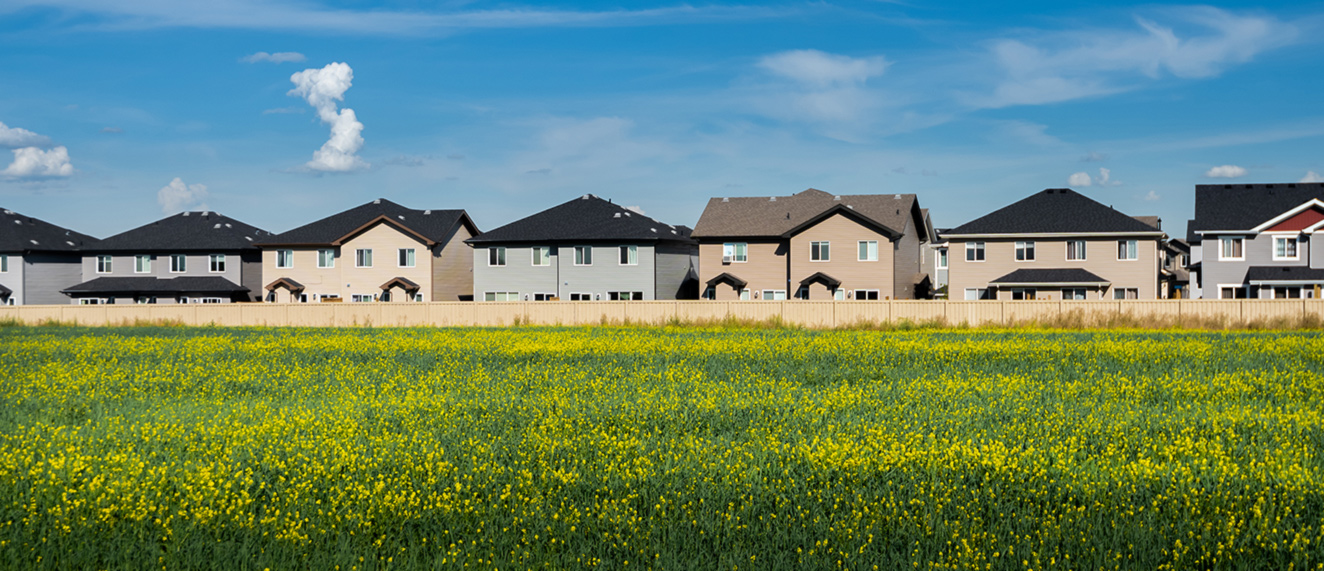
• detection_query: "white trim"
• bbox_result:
[1304,219,1324,234]
[965,242,985,262]
[809,241,830,262]
[96,255,112,274]
[134,254,152,274]
[1216,283,1249,300]
[354,249,373,268]
[531,246,551,267]
[618,245,638,266]
[1217,236,1244,261]
[1248,198,1324,232]
[943,231,1164,239]
[169,254,187,273]
[317,249,335,269]
[275,249,294,269]
[857,240,878,262]
[488,246,506,267]
[397,248,416,268]
[1014,241,1035,262]
[1272,236,1300,261]
[1116,239,1139,262]
[573,246,593,266]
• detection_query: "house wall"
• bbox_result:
[787,213,897,299]
[947,237,1161,300]
[1311,234,1324,270]
[472,244,560,300]
[432,223,474,302]
[24,253,82,305]
[261,222,435,303]
[891,215,923,299]
[0,252,24,304]
[698,240,787,300]
[81,252,246,285]
[654,241,699,300]
[239,251,263,302]
[557,244,656,300]
[1203,233,1310,299]
[261,248,339,302]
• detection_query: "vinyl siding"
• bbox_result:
[558,244,656,300]
[698,240,787,300]
[75,251,248,303]
[472,245,560,300]
[654,242,700,300]
[1203,233,1309,298]
[788,213,897,299]
[262,248,340,302]
[23,253,82,305]
[890,216,923,299]
[431,222,474,302]
[336,223,434,302]
[947,237,1161,300]
[1313,235,1324,269]
[239,251,263,302]
[0,252,23,304]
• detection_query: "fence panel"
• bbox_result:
[782,301,836,328]
[1179,300,1240,324]
[888,302,939,324]
[380,304,430,327]
[624,302,676,325]
[524,302,577,326]
[677,301,733,323]
[1242,300,1306,323]
[945,302,1003,326]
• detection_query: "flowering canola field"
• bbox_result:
[0,326,1322,570]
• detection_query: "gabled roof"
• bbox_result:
[88,212,271,252]
[265,277,305,292]
[1189,183,1324,239]
[691,188,926,241]
[380,276,421,291]
[705,272,747,289]
[0,208,99,253]
[1245,266,1324,284]
[0,283,10,296]
[465,194,694,244]
[946,189,1164,236]
[62,276,248,294]
[258,198,478,247]
[989,268,1111,286]
[799,272,842,288]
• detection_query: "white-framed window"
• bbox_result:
[1062,288,1087,300]
[532,293,555,301]
[1015,241,1035,262]
[1066,240,1087,261]
[1218,285,1248,299]
[351,293,377,303]
[1274,236,1299,261]
[739,289,751,300]
[761,289,787,301]
[574,246,593,266]
[398,248,415,268]
[276,249,293,269]
[568,292,593,301]
[722,242,748,263]
[79,298,102,305]
[855,289,880,301]
[810,241,830,262]
[484,292,518,302]
[964,288,990,301]
[1011,288,1037,301]
[355,249,373,268]
[134,255,151,273]
[1219,237,1244,261]
[619,245,638,266]
[1273,286,1303,299]
[936,248,948,270]
[414,293,425,302]
[0,254,7,273]
[209,254,226,273]
[96,255,112,274]
[834,288,845,300]
[966,242,985,262]
[608,291,643,301]
[170,254,186,273]
[532,246,551,266]
[1113,288,1139,300]
[1117,240,1138,261]
[318,249,335,268]
[858,240,878,262]
[488,247,506,267]
[200,297,224,304]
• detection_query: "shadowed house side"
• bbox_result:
[0,208,99,305]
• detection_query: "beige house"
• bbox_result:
[691,188,934,300]
[944,189,1165,301]
[255,199,479,303]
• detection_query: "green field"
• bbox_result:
[1,326,1322,569]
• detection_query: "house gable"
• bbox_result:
[1263,204,1324,232]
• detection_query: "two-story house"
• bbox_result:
[691,188,934,301]
[62,211,270,304]
[1187,182,1324,299]
[944,189,1165,301]
[0,208,99,305]
[467,194,698,302]
[256,198,478,303]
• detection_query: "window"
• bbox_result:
[966,242,985,262]
[96,255,112,274]
[855,289,880,301]
[351,293,377,303]
[964,288,990,301]
[318,249,335,268]
[299,293,309,303]
[858,241,878,262]
[795,286,810,299]
[1062,288,1087,300]
[722,242,748,263]
[1274,286,1303,299]
[398,248,415,268]
[79,298,104,305]
[1220,237,1244,261]
[619,245,638,266]
[532,293,556,301]
[740,289,751,300]
[133,255,151,273]
[414,293,425,302]
[170,254,186,273]
[810,241,830,262]
[200,298,223,304]
[569,293,593,301]
[355,249,373,268]
[1117,240,1138,261]
[1010,288,1037,301]
[1274,237,1299,260]
[1219,286,1248,299]
[574,246,592,266]
[276,250,293,269]
[209,254,226,273]
[1113,288,1139,300]
[0,254,7,273]
[608,291,644,301]
[1066,240,1087,261]
[532,246,551,266]
[834,288,845,300]
[936,248,948,270]
[1015,241,1035,262]
[763,289,788,300]
[488,247,506,267]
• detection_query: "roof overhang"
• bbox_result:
[380,277,421,292]
[706,272,747,289]
[1248,280,1324,286]
[332,215,437,247]
[798,272,842,288]
[265,277,305,292]
[780,204,904,241]
[943,232,1166,240]
[991,281,1112,288]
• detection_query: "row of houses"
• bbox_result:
[0,182,1317,305]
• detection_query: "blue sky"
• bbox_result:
[1,1,1322,239]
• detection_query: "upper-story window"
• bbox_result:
[619,245,638,266]
[96,255,112,274]
[1117,240,1138,261]
[318,249,335,268]
[1219,236,1244,261]
[209,254,226,273]
[532,246,551,266]
[936,248,948,269]
[858,240,878,262]
[723,242,748,263]
[1015,241,1035,262]
[0,254,7,273]
[355,249,373,268]
[488,247,506,267]
[398,248,415,268]
[966,242,985,262]
[170,254,186,273]
[574,246,593,266]
[1066,240,1087,261]
[810,241,830,262]
[1274,237,1299,261]
[134,255,151,273]
[276,249,293,269]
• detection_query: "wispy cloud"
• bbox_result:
[0,121,52,148]
[241,51,306,64]
[1204,164,1247,178]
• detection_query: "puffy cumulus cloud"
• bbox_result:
[1067,168,1119,188]
[157,177,209,214]
[1301,171,1324,183]
[3,146,73,179]
[288,62,367,172]
[241,51,306,64]
[758,50,889,87]
[0,121,52,148]
[1068,171,1093,187]
[1205,164,1247,178]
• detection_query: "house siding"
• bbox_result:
[472,244,560,300]
[0,252,23,304]
[23,253,82,305]
[558,244,656,300]
[431,223,474,302]
[262,248,339,302]
[75,251,249,303]
[891,216,922,299]
[654,242,699,300]
[947,237,1161,300]
[788,213,897,300]
[698,240,788,300]
[1312,235,1324,269]
[1203,233,1309,298]
[239,251,263,302]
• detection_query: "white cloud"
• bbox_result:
[1068,168,1120,188]
[0,121,52,148]
[157,177,209,213]
[3,146,73,178]
[1301,171,1324,183]
[758,50,888,87]
[241,51,306,64]
[1205,164,1247,178]
[288,62,367,172]
[1068,171,1093,187]
[1144,190,1161,201]
[750,50,892,137]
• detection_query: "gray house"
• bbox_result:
[1187,182,1324,299]
[0,208,99,305]
[63,211,272,304]
[467,194,699,301]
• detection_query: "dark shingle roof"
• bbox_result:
[258,198,477,246]
[0,283,10,296]
[1245,266,1324,283]
[88,212,271,252]
[1189,183,1324,240]
[691,188,922,240]
[466,194,694,244]
[0,208,99,253]
[989,268,1111,285]
[62,276,249,294]
[947,189,1163,236]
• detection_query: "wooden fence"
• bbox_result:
[1,300,1322,328]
